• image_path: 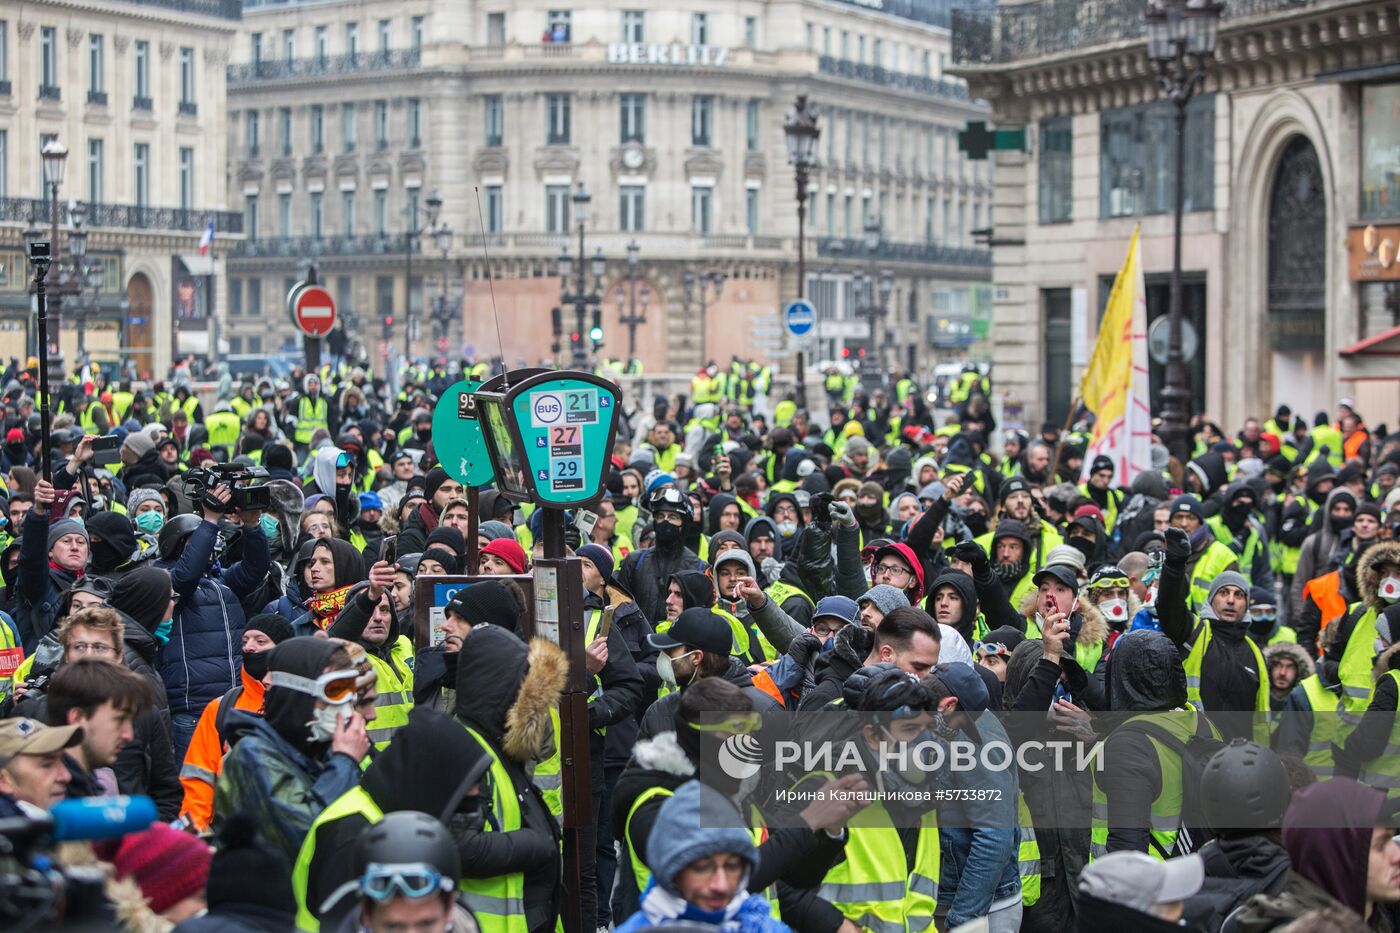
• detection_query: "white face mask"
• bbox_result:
[657,650,696,687]
[1145,584,1159,608]
[1381,577,1400,604]
[1100,598,1129,622]
[307,700,353,743]
[776,520,798,537]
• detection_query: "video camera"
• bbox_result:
[183,463,273,514]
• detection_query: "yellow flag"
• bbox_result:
[1079,226,1152,486]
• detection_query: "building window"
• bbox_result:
[39,27,57,93]
[335,277,351,316]
[844,194,853,237]
[377,19,391,53]
[411,17,424,51]
[484,95,503,146]
[485,185,502,233]
[1361,84,1400,219]
[857,33,866,62]
[746,100,759,152]
[87,139,102,202]
[878,118,887,168]
[487,12,506,46]
[315,26,328,64]
[620,94,645,144]
[247,277,263,314]
[546,94,570,144]
[178,47,194,109]
[925,196,934,243]
[922,49,932,77]
[229,280,243,317]
[248,336,263,353]
[132,40,149,105]
[545,184,570,233]
[873,38,883,68]
[840,30,849,58]
[692,96,713,147]
[691,13,708,45]
[860,114,870,165]
[278,192,292,236]
[341,190,356,235]
[405,186,420,231]
[251,32,262,66]
[228,336,243,353]
[826,192,835,236]
[745,16,758,46]
[822,26,831,55]
[282,29,294,62]
[407,98,421,147]
[133,143,149,208]
[342,102,356,152]
[88,35,104,96]
[245,195,259,240]
[376,276,394,317]
[1100,95,1214,218]
[345,23,360,57]
[621,10,644,43]
[310,191,324,237]
[246,110,260,155]
[373,100,388,150]
[0,21,8,85]
[278,107,292,156]
[1039,116,1072,224]
[620,185,644,232]
[546,10,570,43]
[691,186,713,234]
[179,147,193,210]
[844,111,853,163]
[746,188,759,234]
[374,189,387,234]
[310,105,324,153]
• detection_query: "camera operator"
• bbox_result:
[0,716,82,816]
[156,481,271,762]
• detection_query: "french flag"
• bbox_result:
[199,220,215,256]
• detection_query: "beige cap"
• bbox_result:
[0,717,83,766]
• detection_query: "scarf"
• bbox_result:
[638,873,772,933]
[305,585,353,630]
[50,561,82,580]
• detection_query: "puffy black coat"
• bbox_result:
[156,520,270,716]
[14,507,78,650]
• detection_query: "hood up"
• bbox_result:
[360,707,491,820]
[1105,629,1187,712]
[1359,539,1400,610]
[453,625,568,763]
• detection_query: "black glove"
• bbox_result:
[810,492,833,529]
[786,631,824,670]
[833,622,874,667]
[953,541,990,574]
[563,524,582,552]
[1163,525,1191,563]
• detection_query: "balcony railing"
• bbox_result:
[0,197,243,234]
[817,236,990,267]
[818,56,972,102]
[132,95,152,110]
[230,234,412,258]
[87,90,108,106]
[228,49,421,82]
[952,0,1320,66]
[179,100,198,116]
[37,85,61,101]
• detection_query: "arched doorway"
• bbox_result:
[1267,136,1326,363]
[126,274,154,379]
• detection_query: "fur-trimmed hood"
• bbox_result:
[1359,540,1400,610]
[454,625,568,764]
[1265,641,1315,680]
[1018,589,1108,647]
[56,842,172,933]
[1374,641,1400,683]
[632,731,697,778]
[1077,588,1143,635]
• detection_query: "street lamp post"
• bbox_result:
[854,217,893,393]
[784,95,820,409]
[432,224,454,359]
[617,238,649,371]
[558,183,606,370]
[1145,0,1222,463]
[403,189,445,360]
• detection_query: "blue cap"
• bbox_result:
[813,595,858,625]
[359,491,384,511]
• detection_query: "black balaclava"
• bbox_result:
[108,566,173,635]
[653,511,686,553]
[87,511,137,574]
[263,637,344,758]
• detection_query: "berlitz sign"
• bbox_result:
[607,43,730,66]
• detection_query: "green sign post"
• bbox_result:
[431,379,493,573]
[476,368,620,933]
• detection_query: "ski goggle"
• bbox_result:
[688,712,762,735]
[649,487,686,511]
[268,668,362,704]
[976,642,1011,658]
[359,863,453,903]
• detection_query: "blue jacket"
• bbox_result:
[157,521,270,716]
[937,710,1022,927]
[15,507,78,651]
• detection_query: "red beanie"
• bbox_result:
[480,537,528,575]
[112,825,212,914]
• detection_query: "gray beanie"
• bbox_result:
[127,488,165,515]
[858,583,910,617]
[1207,572,1252,608]
[712,548,756,579]
[844,436,873,458]
[47,518,89,552]
[477,520,515,542]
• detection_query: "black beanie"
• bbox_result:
[424,466,451,503]
[205,813,296,916]
[447,580,520,635]
[425,525,467,557]
[263,442,294,472]
[245,612,295,645]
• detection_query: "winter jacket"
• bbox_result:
[586,583,659,769]
[157,520,271,716]
[1290,488,1357,622]
[173,904,298,933]
[1182,834,1291,933]
[618,542,706,628]
[396,501,438,557]
[14,506,78,650]
[637,658,783,741]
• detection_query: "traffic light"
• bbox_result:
[382,315,394,339]
[589,309,603,345]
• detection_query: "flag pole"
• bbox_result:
[1049,396,1082,481]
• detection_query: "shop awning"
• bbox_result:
[1340,323,1400,356]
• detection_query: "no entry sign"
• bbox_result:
[290,284,337,338]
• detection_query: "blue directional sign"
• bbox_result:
[784,299,816,337]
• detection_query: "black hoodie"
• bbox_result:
[261,636,343,759]
[301,707,492,931]
[616,534,704,626]
[926,568,980,646]
[87,511,141,582]
[706,492,742,536]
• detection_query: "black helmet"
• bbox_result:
[1201,739,1291,833]
[158,513,204,561]
[353,811,460,885]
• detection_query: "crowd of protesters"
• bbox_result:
[0,353,1398,933]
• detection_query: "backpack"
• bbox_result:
[1120,712,1225,857]
[213,684,244,748]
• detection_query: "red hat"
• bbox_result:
[189,447,215,466]
[480,537,528,575]
[111,825,212,914]
[1073,504,1105,524]
[5,428,23,444]
[871,542,926,603]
